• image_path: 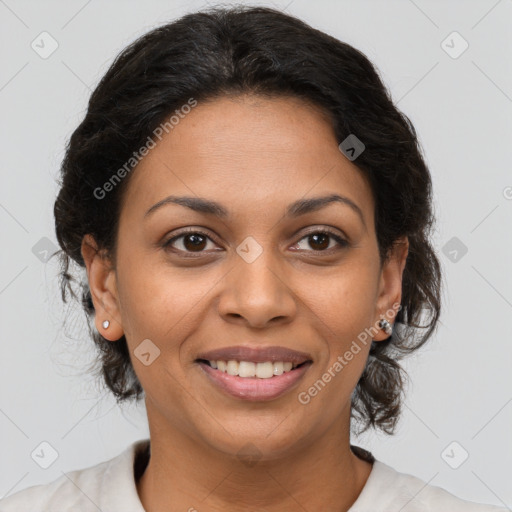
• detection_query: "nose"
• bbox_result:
[217,252,297,329]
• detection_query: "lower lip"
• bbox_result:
[197,361,312,401]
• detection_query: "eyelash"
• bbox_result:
[162,227,349,257]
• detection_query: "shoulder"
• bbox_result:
[0,439,149,512]
[350,458,508,512]
[0,462,107,512]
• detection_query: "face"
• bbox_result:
[83,94,408,460]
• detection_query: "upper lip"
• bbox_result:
[196,345,313,364]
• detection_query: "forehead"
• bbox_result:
[121,94,374,222]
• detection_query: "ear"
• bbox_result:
[372,236,409,342]
[81,234,124,341]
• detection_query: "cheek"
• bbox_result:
[114,262,211,403]
[115,255,220,349]
[114,219,211,327]
[300,260,378,370]
[308,261,377,330]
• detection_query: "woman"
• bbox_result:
[1,5,505,511]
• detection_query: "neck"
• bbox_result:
[136,408,373,512]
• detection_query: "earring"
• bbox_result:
[378,318,392,336]
[102,320,110,329]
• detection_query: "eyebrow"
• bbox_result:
[144,193,366,228]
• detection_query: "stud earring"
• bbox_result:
[378,318,392,336]
[102,320,110,329]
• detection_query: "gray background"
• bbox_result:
[1,0,511,508]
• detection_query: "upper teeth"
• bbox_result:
[209,360,298,378]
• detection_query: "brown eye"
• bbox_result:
[181,233,208,251]
[292,230,348,253]
[163,231,217,254]
[308,233,330,251]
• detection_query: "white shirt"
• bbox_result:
[0,438,506,511]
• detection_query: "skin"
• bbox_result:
[82,93,408,512]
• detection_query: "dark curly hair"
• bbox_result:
[54,4,441,436]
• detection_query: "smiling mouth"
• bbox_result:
[196,359,312,379]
